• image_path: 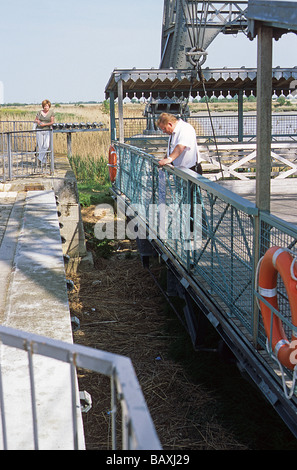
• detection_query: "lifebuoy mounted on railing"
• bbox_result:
[258,246,297,371]
[108,145,117,183]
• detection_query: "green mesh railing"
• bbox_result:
[112,141,297,399]
[113,142,258,330]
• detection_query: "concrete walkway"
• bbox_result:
[0,154,89,262]
[0,190,85,449]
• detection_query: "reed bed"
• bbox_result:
[0,103,112,161]
[0,100,253,161]
[1,100,294,164]
[69,154,109,184]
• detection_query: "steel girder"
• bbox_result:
[160,0,248,69]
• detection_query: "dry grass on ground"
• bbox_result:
[68,205,247,450]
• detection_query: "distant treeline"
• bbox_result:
[1,101,102,107]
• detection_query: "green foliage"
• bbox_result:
[277,96,286,106]
[54,112,77,122]
[248,94,257,102]
[76,181,112,207]
[70,154,109,183]
[274,96,294,109]
[101,100,110,114]
[84,222,114,258]
[69,153,115,257]
[69,154,112,206]
[0,108,36,118]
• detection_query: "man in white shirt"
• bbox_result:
[157,113,202,174]
[157,112,204,251]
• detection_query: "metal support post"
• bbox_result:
[7,133,12,180]
[50,129,55,175]
[109,91,116,141]
[256,24,272,213]
[117,79,124,143]
[238,89,244,142]
[253,24,273,345]
[67,132,72,159]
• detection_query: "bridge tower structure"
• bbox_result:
[160,0,248,70]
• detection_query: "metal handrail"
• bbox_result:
[0,325,161,450]
[0,128,54,180]
[113,141,257,326]
[111,141,297,380]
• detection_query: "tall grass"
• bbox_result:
[0,103,113,204]
[69,154,112,206]
[69,154,109,182]
[2,100,295,161]
[2,100,296,185]
[0,103,111,161]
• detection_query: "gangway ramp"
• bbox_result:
[0,190,85,450]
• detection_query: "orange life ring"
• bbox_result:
[108,145,117,183]
[258,246,297,370]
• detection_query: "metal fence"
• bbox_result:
[0,129,54,180]
[113,142,257,326]
[117,114,297,143]
[0,120,33,133]
[0,325,161,450]
[190,114,297,141]
[112,141,297,404]
[0,121,110,181]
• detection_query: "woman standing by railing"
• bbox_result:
[34,99,55,164]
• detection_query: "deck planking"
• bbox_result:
[218,179,297,227]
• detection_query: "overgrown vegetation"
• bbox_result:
[69,153,115,258]
[68,153,115,258]
[69,155,110,201]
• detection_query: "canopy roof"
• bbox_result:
[247,0,297,38]
[105,67,297,99]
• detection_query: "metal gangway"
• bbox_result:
[109,140,297,438]
[116,112,297,180]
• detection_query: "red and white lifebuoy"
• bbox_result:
[258,246,297,370]
[108,145,117,183]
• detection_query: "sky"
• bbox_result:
[0,0,297,104]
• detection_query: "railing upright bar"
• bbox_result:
[0,358,8,450]
[0,325,161,450]
[121,401,129,450]
[110,369,117,450]
[7,133,12,180]
[69,355,79,450]
[50,129,54,175]
[27,343,39,450]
